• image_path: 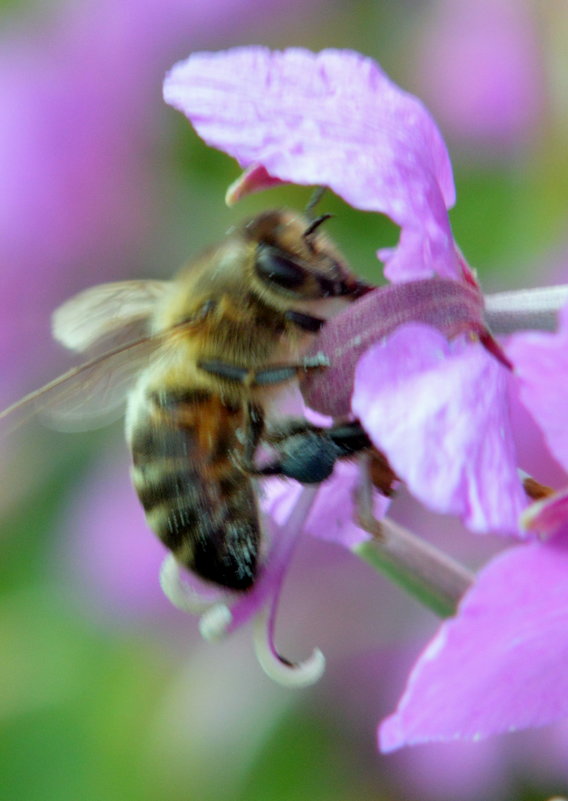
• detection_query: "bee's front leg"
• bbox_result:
[283,309,326,332]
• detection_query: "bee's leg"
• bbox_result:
[325,423,398,494]
[241,418,397,492]
[283,309,326,333]
[241,402,265,467]
[251,354,329,386]
[235,407,304,477]
[324,421,372,454]
[198,354,328,387]
[197,361,249,383]
[242,420,377,485]
[236,406,321,477]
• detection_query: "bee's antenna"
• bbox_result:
[303,187,334,251]
[303,213,334,240]
[305,186,327,217]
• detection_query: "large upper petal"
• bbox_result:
[163,46,458,280]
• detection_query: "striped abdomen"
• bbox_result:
[128,389,260,591]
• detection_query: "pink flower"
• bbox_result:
[158,45,568,740]
[507,304,568,474]
[372,304,568,749]
[353,324,525,534]
[164,46,529,538]
[380,530,568,749]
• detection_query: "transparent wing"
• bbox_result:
[0,334,162,434]
[0,279,172,434]
[2,276,208,435]
[52,279,170,353]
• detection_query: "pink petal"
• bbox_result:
[352,323,527,534]
[506,303,568,472]
[225,164,284,205]
[163,46,459,280]
[380,535,568,750]
[301,278,485,417]
[262,462,389,550]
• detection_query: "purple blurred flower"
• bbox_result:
[57,448,175,625]
[414,0,542,152]
[0,0,324,403]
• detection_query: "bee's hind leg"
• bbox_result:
[241,418,375,485]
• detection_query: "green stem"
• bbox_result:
[354,455,474,618]
[352,518,474,618]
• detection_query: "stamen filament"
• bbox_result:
[226,485,320,633]
[252,485,327,686]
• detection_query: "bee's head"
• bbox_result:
[243,209,372,301]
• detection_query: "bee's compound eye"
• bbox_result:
[255,245,307,291]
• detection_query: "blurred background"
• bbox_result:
[1,1,568,799]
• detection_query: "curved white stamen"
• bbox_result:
[199,603,233,641]
[252,605,326,688]
[249,485,324,687]
[159,554,220,614]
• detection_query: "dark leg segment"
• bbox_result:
[242,419,374,484]
[235,408,398,494]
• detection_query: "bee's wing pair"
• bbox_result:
[1,280,171,433]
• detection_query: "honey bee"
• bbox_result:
[3,209,383,591]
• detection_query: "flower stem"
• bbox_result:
[354,456,474,617]
[352,518,474,618]
[485,285,568,334]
